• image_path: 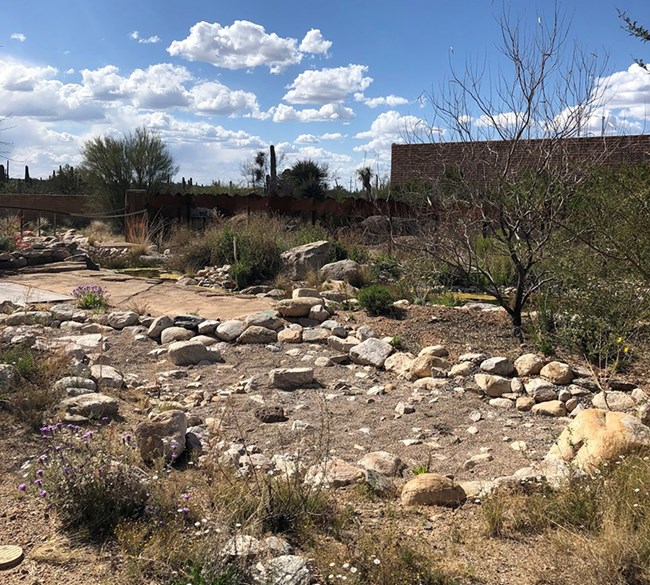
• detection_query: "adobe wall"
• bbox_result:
[390,135,650,187]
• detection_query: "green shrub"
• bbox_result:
[229,260,251,289]
[0,235,15,252]
[358,285,395,315]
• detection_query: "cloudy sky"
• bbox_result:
[1,0,649,188]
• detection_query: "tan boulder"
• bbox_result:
[401,473,466,507]
[409,354,450,378]
[540,361,573,385]
[546,408,650,473]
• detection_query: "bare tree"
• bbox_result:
[618,9,649,69]
[407,7,609,337]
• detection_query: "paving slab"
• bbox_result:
[0,282,74,306]
[1,269,273,319]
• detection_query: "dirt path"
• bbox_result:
[0,269,273,319]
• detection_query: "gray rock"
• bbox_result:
[60,393,119,419]
[5,311,52,326]
[50,304,86,323]
[147,315,174,339]
[135,409,187,464]
[168,340,221,366]
[592,391,636,411]
[349,338,393,368]
[239,325,278,344]
[245,311,284,331]
[301,327,330,343]
[269,368,314,390]
[54,376,96,393]
[107,310,139,330]
[160,326,194,344]
[480,357,515,376]
[356,325,376,341]
[281,241,331,279]
[327,335,359,353]
[90,364,124,389]
[319,259,362,285]
[0,364,20,392]
[215,320,245,341]
[197,319,220,335]
[308,304,330,322]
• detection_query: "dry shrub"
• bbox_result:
[483,455,650,585]
[83,220,117,246]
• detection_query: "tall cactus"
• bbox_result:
[0,164,5,182]
[269,144,277,196]
[24,165,30,183]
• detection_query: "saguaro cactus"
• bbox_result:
[269,144,278,196]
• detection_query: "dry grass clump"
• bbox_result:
[0,343,72,428]
[83,220,118,246]
[482,454,650,584]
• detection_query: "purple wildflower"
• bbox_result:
[39,489,47,497]
[18,484,26,492]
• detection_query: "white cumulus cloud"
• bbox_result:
[320,132,344,140]
[354,93,409,108]
[295,133,319,144]
[272,103,355,122]
[130,31,161,44]
[354,110,424,156]
[189,81,261,117]
[299,29,332,55]
[283,64,372,104]
[168,20,300,73]
[10,33,26,42]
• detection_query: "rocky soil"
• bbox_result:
[1,279,649,584]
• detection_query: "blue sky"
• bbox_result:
[1,0,649,188]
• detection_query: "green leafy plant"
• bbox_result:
[358,284,396,316]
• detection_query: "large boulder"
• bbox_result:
[136,409,187,464]
[168,340,220,366]
[349,338,393,368]
[147,315,174,339]
[546,408,650,473]
[107,310,139,330]
[215,320,245,341]
[319,260,362,286]
[238,326,278,344]
[60,393,119,419]
[275,297,322,318]
[358,451,404,477]
[281,241,331,279]
[401,473,466,507]
[160,326,194,344]
[90,364,124,389]
[269,368,314,390]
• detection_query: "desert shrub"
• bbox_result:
[229,260,251,290]
[472,234,516,287]
[166,214,284,286]
[358,284,395,315]
[83,220,116,246]
[371,253,402,282]
[482,454,650,584]
[0,344,71,428]
[0,234,15,251]
[21,424,151,540]
[553,276,647,368]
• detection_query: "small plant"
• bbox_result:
[72,284,109,310]
[0,234,15,252]
[358,284,395,316]
[412,465,429,476]
[389,335,403,349]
